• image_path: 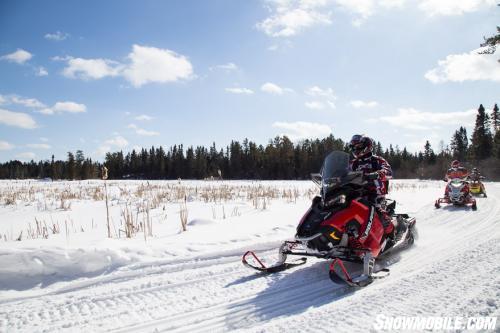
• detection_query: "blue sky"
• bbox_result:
[0,0,499,162]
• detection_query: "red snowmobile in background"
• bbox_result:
[435,178,477,210]
[242,151,417,287]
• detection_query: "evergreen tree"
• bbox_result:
[470,104,493,160]
[75,150,84,179]
[493,130,500,158]
[450,126,468,161]
[492,103,499,133]
[424,141,436,164]
[66,152,76,180]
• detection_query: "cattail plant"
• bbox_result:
[180,196,188,232]
[102,166,111,238]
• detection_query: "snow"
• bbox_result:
[0,179,499,332]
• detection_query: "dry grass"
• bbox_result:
[180,200,188,232]
[1,180,318,242]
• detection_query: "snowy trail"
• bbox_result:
[1,182,499,332]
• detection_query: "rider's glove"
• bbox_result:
[364,172,380,181]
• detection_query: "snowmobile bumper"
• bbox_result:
[435,196,477,210]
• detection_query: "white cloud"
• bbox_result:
[305,86,337,99]
[0,109,37,129]
[40,137,49,142]
[326,100,336,109]
[53,102,86,113]
[36,67,48,76]
[105,135,128,148]
[44,31,69,41]
[38,101,87,115]
[257,0,493,35]
[350,100,379,108]
[272,121,332,140]
[16,152,36,160]
[304,86,336,109]
[38,108,55,115]
[418,0,497,16]
[60,45,193,87]
[374,108,477,130]
[257,0,332,37]
[0,49,33,64]
[27,143,51,149]
[425,48,500,83]
[305,101,325,109]
[0,140,14,151]
[261,82,290,95]
[257,0,406,32]
[210,62,238,71]
[335,0,375,20]
[96,135,129,156]
[379,0,405,8]
[11,96,45,108]
[135,114,153,121]
[135,128,160,136]
[0,95,46,108]
[225,87,254,95]
[123,44,194,87]
[62,57,123,80]
[128,123,160,136]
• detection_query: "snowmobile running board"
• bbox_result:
[242,251,307,273]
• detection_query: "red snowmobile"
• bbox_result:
[242,151,417,287]
[435,178,477,210]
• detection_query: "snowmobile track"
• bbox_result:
[112,276,352,333]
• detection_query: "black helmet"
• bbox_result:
[349,134,373,158]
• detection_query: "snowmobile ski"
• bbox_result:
[329,257,390,287]
[242,250,307,273]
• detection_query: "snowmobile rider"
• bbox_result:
[468,167,486,193]
[443,160,469,199]
[468,167,483,181]
[348,134,394,238]
[445,160,469,180]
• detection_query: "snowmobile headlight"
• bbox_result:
[337,194,346,204]
[325,194,346,207]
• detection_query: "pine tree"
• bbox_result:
[66,152,76,180]
[424,141,436,164]
[450,126,468,161]
[493,130,500,158]
[492,103,499,133]
[75,150,84,179]
[470,104,493,160]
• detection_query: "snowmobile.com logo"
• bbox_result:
[373,314,497,331]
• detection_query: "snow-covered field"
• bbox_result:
[0,179,499,332]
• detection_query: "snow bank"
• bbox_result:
[0,247,131,290]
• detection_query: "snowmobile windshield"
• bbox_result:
[321,151,350,185]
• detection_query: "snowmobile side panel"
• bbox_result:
[320,200,385,258]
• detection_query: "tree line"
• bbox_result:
[1,104,499,181]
